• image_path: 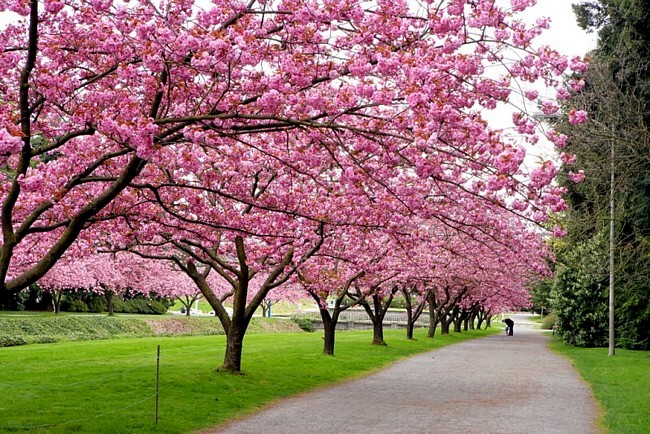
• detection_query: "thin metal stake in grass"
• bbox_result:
[155,345,160,425]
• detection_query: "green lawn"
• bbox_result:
[550,340,650,433]
[0,328,495,433]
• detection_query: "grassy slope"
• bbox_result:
[0,328,496,433]
[550,340,650,433]
[0,313,301,346]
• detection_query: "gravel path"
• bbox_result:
[209,313,599,434]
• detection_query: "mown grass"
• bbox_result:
[550,340,650,433]
[0,327,496,433]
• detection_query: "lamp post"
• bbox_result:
[608,139,615,356]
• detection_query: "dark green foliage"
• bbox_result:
[552,235,609,347]
[553,1,650,350]
[0,290,26,311]
[64,298,89,312]
[541,312,557,330]
[117,292,172,314]
[291,316,315,332]
[86,296,107,313]
[59,291,169,315]
[572,2,607,31]
[389,296,407,309]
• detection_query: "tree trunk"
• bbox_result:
[406,322,415,340]
[401,286,428,341]
[52,290,62,314]
[372,320,386,346]
[427,292,438,338]
[321,310,337,356]
[403,289,415,340]
[222,321,247,372]
[468,311,476,330]
[463,314,470,331]
[105,290,114,316]
[361,294,390,346]
[477,309,489,329]
[454,319,462,333]
[440,315,451,334]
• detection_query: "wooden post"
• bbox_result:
[155,345,160,424]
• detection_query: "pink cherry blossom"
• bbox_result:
[568,170,586,183]
[568,109,588,125]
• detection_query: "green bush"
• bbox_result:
[86,296,107,313]
[111,298,130,313]
[148,299,168,314]
[64,299,89,313]
[541,312,557,330]
[552,234,609,347]
[113,297,168,314]
[291,316,315,332]
[0,335,27,347]
[33,335,59,344]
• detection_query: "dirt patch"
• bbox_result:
[248,318,303,333]
[146,317,302,336]
[147,318,198,335]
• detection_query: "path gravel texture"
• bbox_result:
[210,313,599,434]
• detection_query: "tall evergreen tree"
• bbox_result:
[553,1,650,349]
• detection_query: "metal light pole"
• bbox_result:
[608,140,616,356]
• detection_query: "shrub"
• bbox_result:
[291,316,315,332]
[0,335,28,347]
[552,233,609,347]
[33,336,59,344]
[86,297,107,313]
[148,300,168,314]
[541,312,557,330]
[111,298,130,313]
[64,299,89,313]
[113,297,168,314]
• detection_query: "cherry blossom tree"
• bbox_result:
[298,257,366,356]
[38,253,94,313]
[1,0,588,305]
[39,249,188,314]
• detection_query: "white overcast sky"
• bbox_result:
[526,0,597,57]
[487,0,597,164]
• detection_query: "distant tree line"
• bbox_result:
[0,285,172,315]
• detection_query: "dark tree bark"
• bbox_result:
[178,233,315,372]
[319,305,339,356]
[222,313,251,371]
[463,311,470,331]
[434,287,468,335]
[427,290,439,338]
[439,313,452,334]
[51,289,64,314]
[401,285,430,340]
[104,288,114,316]
[351,286,398,346]
[311,271,364,355]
